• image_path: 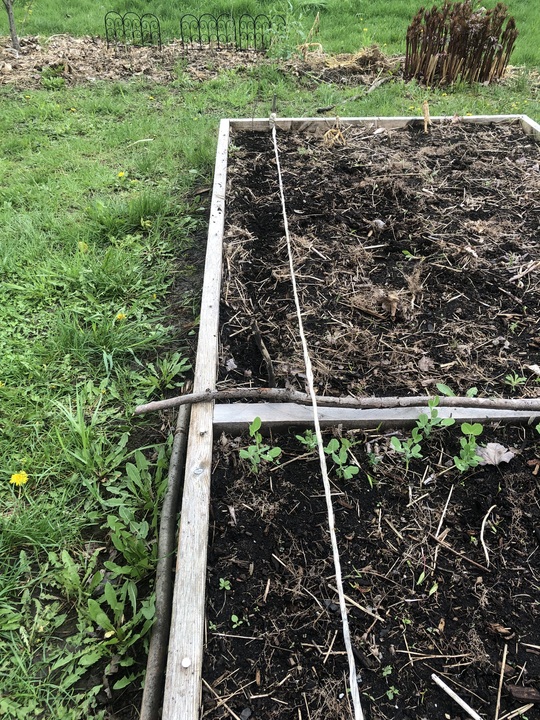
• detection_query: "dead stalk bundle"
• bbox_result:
[404,0,518,86]
[297,12,323,60]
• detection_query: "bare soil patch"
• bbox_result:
[0,35,265,88]
[220,120,540,399]
[204,423,540,719]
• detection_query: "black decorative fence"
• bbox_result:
[105,12,162,49]
[179,13,286,51]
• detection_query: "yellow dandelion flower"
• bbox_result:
[117,171,125,178]
[10,471,28,486]
[116,312,127,321]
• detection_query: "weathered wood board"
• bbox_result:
[213,402,538,433]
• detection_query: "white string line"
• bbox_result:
[270,121,365,720]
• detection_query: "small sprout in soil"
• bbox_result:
[391,397,455,471]
[239,417,282,475]
[230,614,243,629]
[416,396,455,437]
[324,437,359,479]
[382,665,392,678]
[436,382,455,396]
[504,371,527,391]
[453,422,484,472]
[219,578,231,591]
[296,429,318,451]
[390,428,423,471]
[402,249,421,260]
[208,621,217,631]
[367,451,382,468]
[436,382,478,397]
[536,422,540,434]
[366,473,377,489]
[386,686,400,701]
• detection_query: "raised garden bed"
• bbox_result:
[162,115,540,720]
[203,423,540,719]
[221,119,540,399]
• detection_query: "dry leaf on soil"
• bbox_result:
[476,443,515,466]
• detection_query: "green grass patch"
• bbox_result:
[5,0,540,65]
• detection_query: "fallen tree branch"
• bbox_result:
[134,387,540,416]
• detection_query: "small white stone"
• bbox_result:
[181,657,191,668]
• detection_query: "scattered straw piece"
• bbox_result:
[431,673,483,720]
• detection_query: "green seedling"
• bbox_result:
[504,371,527,391]
[391,396,456,471]
[324,438,359,479]
[231,614,243,629]
[390,428,423,471]
[366,473,377,489]
[454,422,483,472]
[219,578,231,591]
[416,396,455,437]
[402,249,421,260]
[295,429,318,451]
[239,417,282,475]
[436,383,478,397]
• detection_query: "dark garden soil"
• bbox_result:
[220,120,540,399]
[203,424,540,719]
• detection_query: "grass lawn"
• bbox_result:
[0,0,539,717]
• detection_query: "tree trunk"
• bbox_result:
[3,0,20,52]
